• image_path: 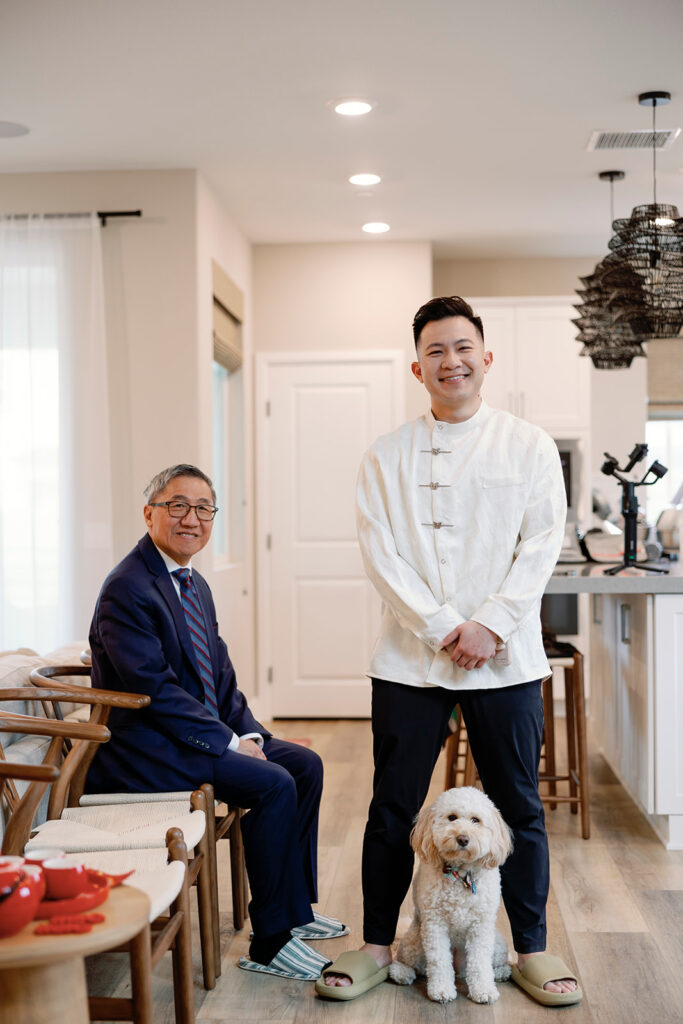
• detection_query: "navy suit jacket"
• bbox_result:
[86,533,269,793]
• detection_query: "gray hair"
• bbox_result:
[144,464,216,505]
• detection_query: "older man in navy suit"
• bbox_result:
[87,463,345,979]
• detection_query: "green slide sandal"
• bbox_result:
[315,950,389,1001]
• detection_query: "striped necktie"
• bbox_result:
[172,568,220,717]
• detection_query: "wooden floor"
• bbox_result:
[87,718,683,1024]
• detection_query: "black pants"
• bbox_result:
[362,678,548,954]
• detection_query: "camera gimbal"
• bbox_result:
[600,444,668,575]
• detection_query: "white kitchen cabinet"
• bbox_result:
[550,568,683,849]
[474,298,590,434]
[590,594,654,813]
[615,595,654,814]
[654,593,683,816]
[590,593,618,766]
[590,592,683,830]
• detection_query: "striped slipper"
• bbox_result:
[292,911,349,940]
[238,936,333,981]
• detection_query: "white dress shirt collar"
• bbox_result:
[153,543,191,597]
[153,543,192,576]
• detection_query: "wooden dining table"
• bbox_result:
[0,884,150,1024]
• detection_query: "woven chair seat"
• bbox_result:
[79,790,193,805]
[27,804,206,852]
[62,848,185,922]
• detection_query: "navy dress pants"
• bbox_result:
[362,678,548,954]
[210,737,322,939]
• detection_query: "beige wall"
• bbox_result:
[434,257,597,299]
[253,241,433,420]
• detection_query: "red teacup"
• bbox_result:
[0,870,41,937]
[24,848,65,868]
[43,858,89,900]
[22,864,46,902]
[0,856,25,888]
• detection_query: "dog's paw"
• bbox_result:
[494,962,512,982]
[388,962,416,986]
[426,980,458,1003]
[467,983,500,1005]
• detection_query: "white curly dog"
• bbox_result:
[389,786,513,1005]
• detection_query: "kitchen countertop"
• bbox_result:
[546,559,683,594]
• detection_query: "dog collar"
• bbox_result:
[443,866,477,894]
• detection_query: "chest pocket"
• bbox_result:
[480,474,526,489]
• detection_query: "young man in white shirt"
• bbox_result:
[317,296,581,1006]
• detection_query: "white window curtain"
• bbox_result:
[0,213,113,652]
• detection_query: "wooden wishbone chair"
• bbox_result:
[78,650,248,936]
[35,662,248,972]
[0,694,111,855]
[77,651,247,928]
[29,666,219,988]
[0,708,195,1024]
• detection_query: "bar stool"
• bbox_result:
[541,642,590,839]
[444,709,478,790]
[443,644,590,839]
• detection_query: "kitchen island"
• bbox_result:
[546,561,683,849]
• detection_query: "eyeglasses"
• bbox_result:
[149,501,219,522]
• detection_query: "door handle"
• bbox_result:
[592,594,602,626]
[620,603,631,645]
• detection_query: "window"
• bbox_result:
[0,266,60,647]
[211,263,245,564]
[0,214,111,651]
[645,418,683,525]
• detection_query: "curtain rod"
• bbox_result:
[3,210,142,227]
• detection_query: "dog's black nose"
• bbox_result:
[457,836,469,848]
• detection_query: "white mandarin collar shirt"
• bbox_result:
[356,402,567,691]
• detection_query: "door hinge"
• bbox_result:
[266,533,272,550]
[265,400,271,416]
[267,666,273,684]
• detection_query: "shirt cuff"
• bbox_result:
[227,732,240,752]
[419,604,465,653]
[240,732,264,748]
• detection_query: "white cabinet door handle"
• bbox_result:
[620,603,631,645]
[593,594,602,625]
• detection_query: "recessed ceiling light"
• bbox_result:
[0,121,30,138]
[349,173,381,186]
[362,222,390,234]
[334,100,373,117]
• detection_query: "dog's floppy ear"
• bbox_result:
[410,803,442,869]
[482,806,514,869]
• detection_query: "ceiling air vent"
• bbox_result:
[586,128,680,151]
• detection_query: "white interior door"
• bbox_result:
[257,352,404,717]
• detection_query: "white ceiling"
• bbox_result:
[2,0,683,258]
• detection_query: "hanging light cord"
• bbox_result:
[609,176,615,227]
[651,100,658,210]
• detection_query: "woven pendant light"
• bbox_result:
[574,172,647,367]
[605,91,683,338]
